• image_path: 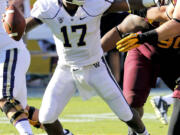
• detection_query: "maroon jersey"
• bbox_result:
[138,21,180,62]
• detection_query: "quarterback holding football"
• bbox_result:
[24,0,170,135]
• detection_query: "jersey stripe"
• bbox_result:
[9,49,18,97]
[2,50,10,97]
[2,49,18,98]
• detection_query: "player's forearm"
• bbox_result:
[101,14,149,52]
[156,20,180,40]
[25,17,42,33]
[101,27,121,52]
[131,20,180,45]
[156,1,180,40]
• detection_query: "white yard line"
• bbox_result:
[0,113,169,124]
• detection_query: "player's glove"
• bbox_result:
[116,30,158,52]
[116,33,141,52]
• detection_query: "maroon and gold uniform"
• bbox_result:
[123,21,180,107]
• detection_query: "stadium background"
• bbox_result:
[27,0,54,75]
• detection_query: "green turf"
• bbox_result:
[0,96,171,135]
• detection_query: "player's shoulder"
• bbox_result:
[31,0,59,19]
[83,0,113,16]
[33,0,57,12]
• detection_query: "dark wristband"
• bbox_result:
[115,26,122,38]
[138,30,158,45]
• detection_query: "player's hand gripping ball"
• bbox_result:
[116,33,141,52]
[3,4,26,41]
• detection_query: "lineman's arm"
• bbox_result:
[25,17,43,33]
[120,1,179,45]
[101,14,149,52]
[155,0,180,40]
[115,3,176,52]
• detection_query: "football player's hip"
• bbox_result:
[0,48,30,99]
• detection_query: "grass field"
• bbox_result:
[0,96,171,135]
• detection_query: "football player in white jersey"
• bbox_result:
[1,1,74,135]
[25,0,167,134]
[0,0,34,134]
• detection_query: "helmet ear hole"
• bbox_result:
[65,0,85,6]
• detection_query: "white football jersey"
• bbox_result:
[0,0,24,50]
[31,0,114,67]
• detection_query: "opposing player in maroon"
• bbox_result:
[101,5,180,135]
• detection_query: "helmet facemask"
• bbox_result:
[65,0,85,6]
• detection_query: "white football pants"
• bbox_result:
[39,58,133,123]
[0,47,30,109]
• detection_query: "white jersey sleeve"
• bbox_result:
[30,0,52,21]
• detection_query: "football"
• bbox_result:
[3,4,26,41]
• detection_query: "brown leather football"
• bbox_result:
[3,4,26,41]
